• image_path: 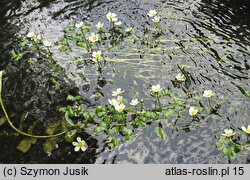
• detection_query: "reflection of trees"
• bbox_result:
[200,0,250,40]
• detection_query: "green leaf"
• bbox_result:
[106,137,118,149]
[16,138,37,153]
[124,134,134,141]
[103,116,111,126]
[197,107,205,114]
[131,120,145,128]
[155,127,166,139]
[106,127,119,135]
[113,113,125,122]
[66,95,75,101]
[95,92,104,99]
[74,95,82,101]
[161,89,172,96]
[96,106,107,118]
[10,50,23,62]
[163,109,175,119]
[169,98,185,106]
[52,79,60,90]
[19,39,29,47]
[121,126,133,136]
[94,123,106,133]
[76,42,87,48]
[223,148,236,159]
[97,111,106,118]
[66,106,74,117]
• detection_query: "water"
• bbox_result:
[0,0,249,163]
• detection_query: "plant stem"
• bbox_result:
[81,29,90,52]
[207,98,212,110]
[154,99,157,111]
[0,71,70,138]
[156,93,161,110]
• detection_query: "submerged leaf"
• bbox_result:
[0,117,6,126]
[155,127,166,139]
[46,121,62,135]
[43,138,57,154]
[16,138,37,153]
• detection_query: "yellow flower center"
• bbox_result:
[177,77,184,81]
[225,132,232,137]
[245,129,250,134]
[77,141,84,148]
[191,111,195,115]
[207,93,212,97]
[93,36,97,41]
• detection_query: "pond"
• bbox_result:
[0,0,249,164]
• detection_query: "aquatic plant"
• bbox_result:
[0,9,248,161]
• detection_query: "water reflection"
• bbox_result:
[0,0,249,163]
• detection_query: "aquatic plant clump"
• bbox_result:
[0,10,249,160]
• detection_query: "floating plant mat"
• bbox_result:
[0,0,249,164]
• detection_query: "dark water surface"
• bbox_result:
[0,0,249,163]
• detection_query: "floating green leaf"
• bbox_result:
[106,137,118,149]
[163,109,176,119]
[106,127,119,135]
[121,126,133,136]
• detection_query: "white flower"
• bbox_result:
[176,73,185,82]
[72,137,88,152]
[27,32,41,41]
[43,40,53,47]
[130,99,139,106]
[117,96,123,103]
[125,27,133,33]
[92,50,102,61]
[27,32,35,38]
[112,88,124,96]
[203,90,214,98]
[114,103,126,112]
[106,12,117,22]
[189,106,198,116]
[111,17,118,23]
[147,10,157,17]
[242,125,250,134]
[88,33,99,42]
[151,84,162,93]
[108,99,118,106]
[114,21,122,26]
[96,22,104,29]
[152,16,160,23]
[75,22,84,28]
[222,129,235,137]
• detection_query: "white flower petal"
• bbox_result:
[81,147,87,152]
[241,126,246,131]
[74,147,80,152]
